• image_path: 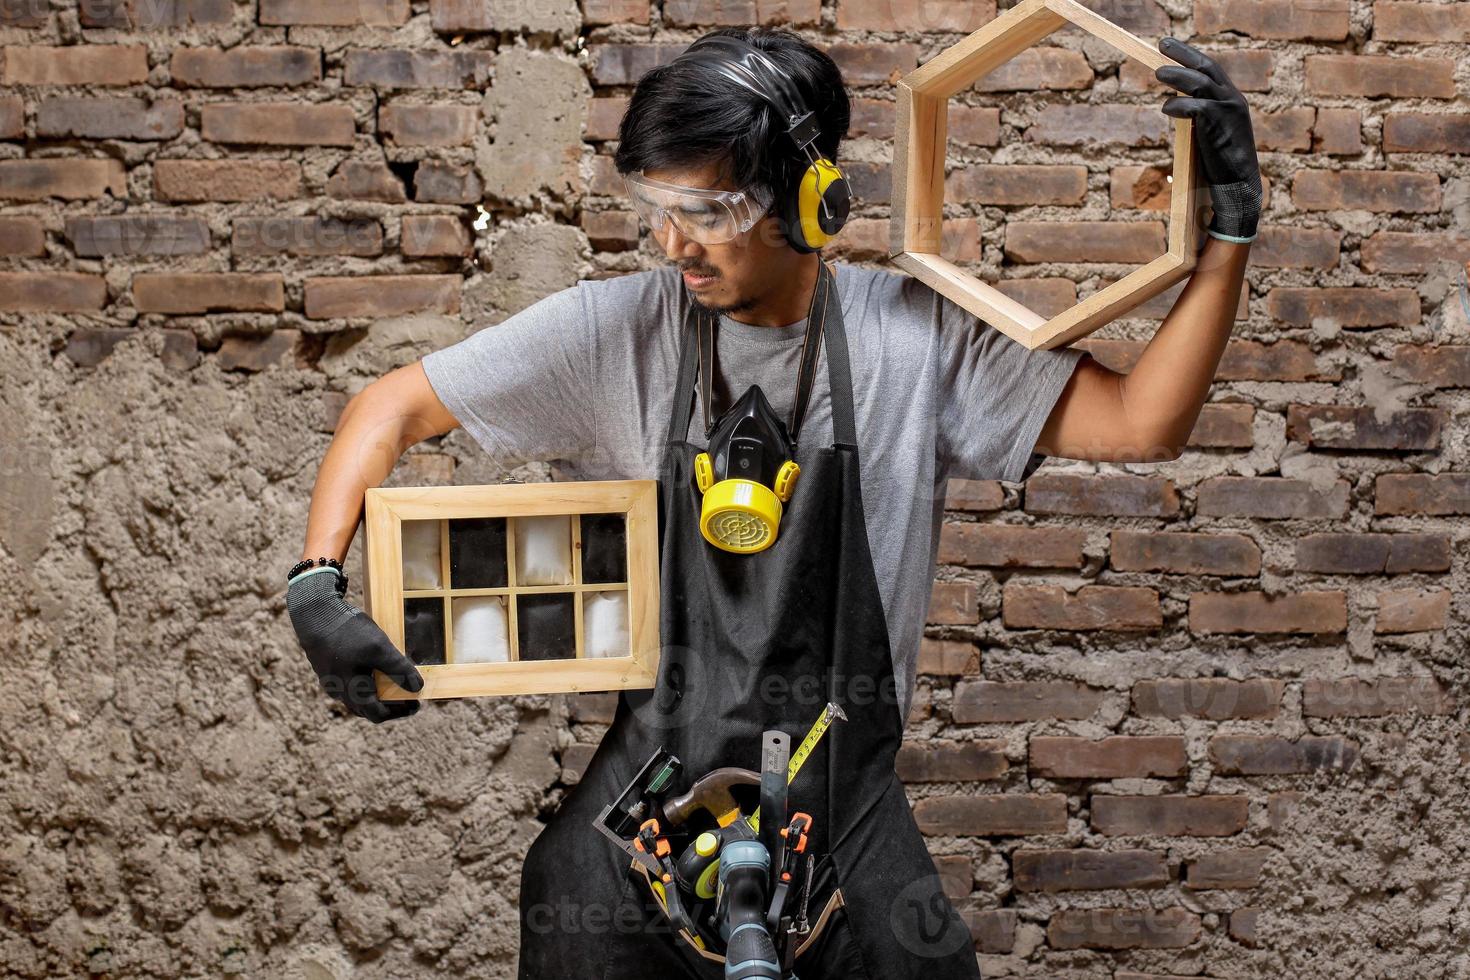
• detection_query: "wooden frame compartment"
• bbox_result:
[363,481,660,701]
[889,0,1208,350]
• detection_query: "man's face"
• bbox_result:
[640,160,798,317]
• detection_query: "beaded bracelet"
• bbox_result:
[288,556,348,595]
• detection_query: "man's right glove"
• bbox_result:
[1155,37,1263,244]
[288,568,424,723]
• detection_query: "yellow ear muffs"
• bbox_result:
[795,158,851,251]
[699,479,783,554]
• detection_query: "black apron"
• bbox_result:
[517,261,980,980]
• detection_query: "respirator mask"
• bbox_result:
[693,385,802,554]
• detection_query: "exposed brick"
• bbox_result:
[132,273,284,314]
[586,96,628,141]
[970,47,1091,92]
[1030,736,1187,780]
[1392,345,1470,388]
[343,49,493,89]
[400,215,472,257]
[0,216,44,256]
[259,0,409,25]
[1286,405,1441,451]
[304,275,461,319]
[379,104,479,147]
[953,680,1104,723]
[216,330,301,372]
[1292,170,1440,214]
[1120,49,1274,93]
[1091,795,1249,837]
[160,331,203,370]
[414,161,483,204]
[568,691,618,724]
[927,581,977,625]
[1013,849,1168,892]
[0,272,107,312]
[1374,2,1470,42]
[664,0,820,26]
[1218,340,1336,381]
[590,44,686,86]
[561,742,596,784]
[1303,677,1452,718]
[1,45,148,84]
[1047,908,1200,950]
[1383,113,1470,155]
[1190,403,1254,448]
[202,103,356,147]
[1269,287,1420,329]
[945,479,1003,512]
[155,159,302,202]
[581,211,639,252]
[1,0,49,24]
[836,0,993,31]
[1305,55,1456,99]
[1230,908,1258,947]
[843,160,890,206]
[830,216,978,263]
[1374,473,1470,515]
[913,794,1067,836]
[917,638,976,676]
[1028,105,1169,147]
[1005,221,1166,264]
[1003,584,1161,632]
[1375,588,1450,634]
[897,739,1007,782]
[950,105,1001,146]
[65,327,134,368]
[326,159,406,203]
[583,0,650,25]
[0,159,126,201]
[1252,107,1315,152]
[827,41,919,85]
[1267,792,1303,834]
[1250,226,1341,270]
[66,215,210,257]
[1296,533,1450,574]
[1189,591,1347,635]
[1185,847,1270,890]
[79,0,232,27]
[948,164,1086,207]
[1362,232,1470,274]
[36,97,184,141]
[933,854,972,900]
[1314,107,1363,155]
[1110,164,1170,211]
[1133,678,1285,721]
[171,46,321,87]
[938,524,1085,569]
[960,908,1016,954]
[1110,531,1261,577]
[0,96,20,138]
[1209,735,1359,775]
[1196,477,1349,520]
[1195,0,1348,40]
[995,278,1077,318]
[1025,474,1178,517]
[231,217,382,257]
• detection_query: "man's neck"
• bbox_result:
[724,252,822,328]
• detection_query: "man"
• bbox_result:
[287,26,1258,979]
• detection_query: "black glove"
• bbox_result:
[1155,37,1262,243]
[287,569,424,723]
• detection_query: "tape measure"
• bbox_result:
[787,701,848,785]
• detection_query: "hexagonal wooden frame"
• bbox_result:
[889,0,1207,350]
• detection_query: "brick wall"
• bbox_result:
[1,0,1466,977]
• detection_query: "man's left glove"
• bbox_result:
[1155,37,1262,244]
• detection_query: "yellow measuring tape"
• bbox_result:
[787,701,848,785]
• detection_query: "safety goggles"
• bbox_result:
[622,171,773,246]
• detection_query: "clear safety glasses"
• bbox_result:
[622,171,773,246]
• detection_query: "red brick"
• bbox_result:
[326,159,406,203]
[1047,908,1200,950]
[960,908,1016,954]
[0,272,107,312]
[414,161,482,203]
[945,478,1003,512]
[1195,0,1348,39]
[1305,55,1456,99]
[1209,735,1359,774]
[1303,677,1452,718]
[828,216,978,263]
[1003,584,1161,632]
[950,105,1001,146]
[67,215,210,256]
[1292,170,1440,213]
[1189,591,1347,635]
[970,47,1091,92]
[1111,164,1271,214]
[0,216,44,256]
[1269,287,1420,328]
[927,581,977,625]
[1383,113,1470,155]
[1391,345,1470,388]
[1120,49,1274,93]
[1091,795,1248,837]
[155,159,302,202]
[581,211,639,252]
[1374,2,1470,42]
[80,0,232,28]
[379,104,478,147]
[259,0,409,24]
[305,275,461,319]
[1363,232,1470,274]
[842,161,890,206]
[1375,473,1470,515]
[343,49,494,89]
[590,43,687,86]
[1013,849,1168,892]
[917,637,977,676]
[665,0,820,26]
[953,680,1104,723]
[913,794,1067,836]
[133,273,283,314]
[1252,107,1315,152]
[1375,588,1450,634]
[567,691,618,725]
[1027,105,1169,147]
[1296,532,1450,574]
[1025,473,1178,517]
[1219,340,1336,381]
[232,217,382,257]
[994,278,1077,318]
[1030,736,1187,780]
[583,0,650,25]
[216,330,302,372]
[65,327,134,367]
[1189,403,1254,448]
[939,524,1085,569]
[1286,405,1441,450]
[36,97,184,140]
[897,739,1007,782]
[172,46,321,87]
[1133,678,1284,721]
[1230,908,1259,947]
[933,854,972,900]
[400,215,471,257]
[586,96,628,141]
[201,102,356,147]
[948,164,1086,207]
[1110,531,1260,576]
[1005,221,1166,264]
[1185,847,1270,890]
[1,0,48,25]
[0,159,125,201]
[827,41,919,85]
[1250,226,1341,269]
[0,96,20,138]
[836,0,993,31]
[1197,477,1349,520]
[1,44,148,84]
[1314,107,1363,155]
[561,742,597,784]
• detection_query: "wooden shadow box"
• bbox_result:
[362,481,660,701]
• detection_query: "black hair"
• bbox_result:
[613,27,850,204]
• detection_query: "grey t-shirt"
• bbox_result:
[421,261,1085,718]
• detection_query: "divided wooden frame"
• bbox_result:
[363,481,661,701]
[889,0,1207,351]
